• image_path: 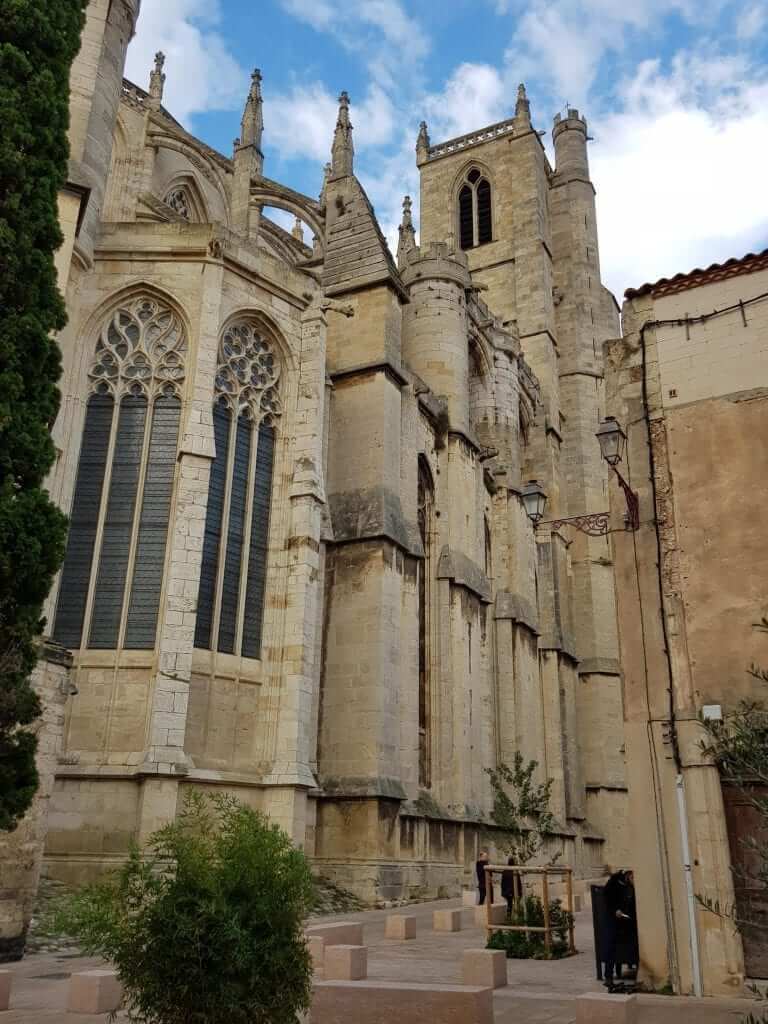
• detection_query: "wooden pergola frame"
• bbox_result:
[483,864,576,956]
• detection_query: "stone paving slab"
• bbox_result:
[0,898,757,1023]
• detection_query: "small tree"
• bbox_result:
[57,792,315,1024]
[486,753,558,864]
[700,618,768,1024]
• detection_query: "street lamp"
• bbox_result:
[596,416,626,467]
[520,480,547,524]
[520,417,639,535]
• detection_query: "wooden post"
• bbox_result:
[485,866,491,933]
[565,868,575,954]
[542,870,551,955]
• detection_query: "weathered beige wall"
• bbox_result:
[606,264,768,996]
[0,645,71,959]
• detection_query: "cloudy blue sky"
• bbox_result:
[126,0,768,298]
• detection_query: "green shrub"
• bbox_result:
[486,894,573,960]
[56,792,315,1024]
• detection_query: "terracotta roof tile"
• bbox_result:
[625,247,768,300]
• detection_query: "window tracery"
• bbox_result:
[89,296,186,399]
[458,167,493,250]
[195,320,282,660]
[54,295,187,652]
[164,186,191,220]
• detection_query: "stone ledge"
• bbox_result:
[578,658,621,677]
[494,592,539,633]
[437,547,492,603]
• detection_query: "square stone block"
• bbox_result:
[306,921,364,947]
[385,914,416,940]
[433,908,462,932]
[573,893,584,913]
[575,992,638,1024]
[311,981,493,1024]
[0,971,11,1011]
[474,902,507,927]
[462,949,507,989]
[308,935,326,968]
[68,969,123,1014]
[323,944,367,981]
[462,890,477,907]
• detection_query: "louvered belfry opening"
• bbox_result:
[53,295,187,651]
[458,168,492,249]
[194,320,281,660]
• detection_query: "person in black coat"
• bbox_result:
[500,854,522,916]
[603,869,639,987]
[476,850,492,905]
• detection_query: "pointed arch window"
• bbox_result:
[458,168,493,250]
[53,295,187,651]
[194,320,281,660]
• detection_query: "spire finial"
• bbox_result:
[331,90,354,177]
[291,216,305,243]
[397,194,417,269]
[148,51,166,108]
[416,120,430,166]
[515,82,531,126]
[240,67,264,151]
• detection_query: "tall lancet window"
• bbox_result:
[194,320,281,660]
[417,457,435,788]
[458,168,492,250]
[53,295,187,651]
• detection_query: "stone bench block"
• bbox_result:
[462,890,477,907]
[306,921,364,947]
[433,908,462,932]
[462,948,507,989]
[474,901,507,927]
[323,944,367,981]
[311,980,493,1024]
[308,935,326,968]
[575,992,638,1023]
[0,971,11,1012]
[68,969,123,1015]
[385,914,416,940]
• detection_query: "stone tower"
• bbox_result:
[416,91,626,856]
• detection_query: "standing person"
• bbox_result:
[603,869,639,989]
[476,850,491,905]
[500,854,521,918]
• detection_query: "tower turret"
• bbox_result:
[401,241,471,435]
[552,109,589,180]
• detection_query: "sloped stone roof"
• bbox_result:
[323,176,408,302]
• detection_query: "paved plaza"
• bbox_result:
[0,898,755,1022]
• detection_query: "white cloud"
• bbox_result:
[591,54,768,297]
[280,0,429,88]
[736,3,766,40]
[265,82,396,163]
[501,0,731,107]
[125,0,248,124]
[424,63,507,139]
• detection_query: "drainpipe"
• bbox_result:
[675,772,703,997]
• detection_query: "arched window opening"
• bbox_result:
[458,168,493,250]
[194,320,282,660]
[53,296,187,651]
[417,457,434,788]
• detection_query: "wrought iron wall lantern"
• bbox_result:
[521,417,639,536]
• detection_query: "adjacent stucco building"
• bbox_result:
[606,249,768,994]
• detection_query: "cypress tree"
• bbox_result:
[0,0,87,830]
